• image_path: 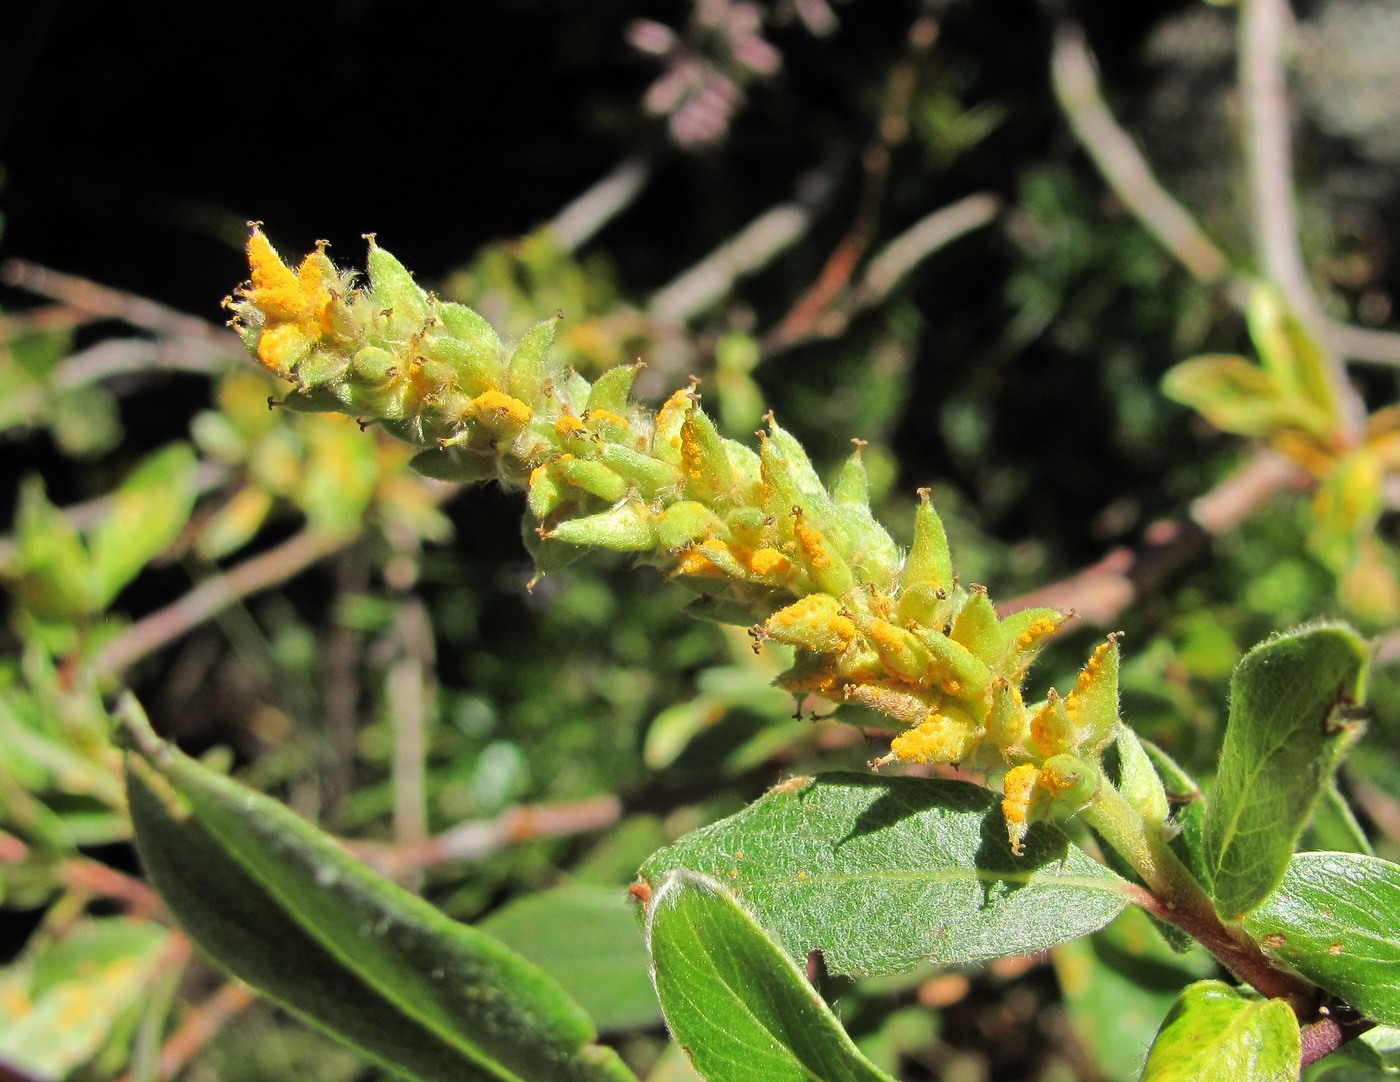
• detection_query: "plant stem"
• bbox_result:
[1086,784,1317,1014]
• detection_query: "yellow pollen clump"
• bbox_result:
[471,390,532,427]
[246,231,308,320]
[794,519,830,569]
[677,548,726,578]
[771,595,856,643]
[1002,763,1041,855]
[747,547,791,579]
[1016,616,1063,650]
[588,409,628,429]
[555,414,587,439]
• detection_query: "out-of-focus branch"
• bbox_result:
[764,15,939,352]
[387,597,435,889]
[1000,451,1303,627]
[1239,0,1363,436]
[92,527,352,680]
[1,258,233,350]
[348,794,622,879]
[117,977,256,1082]
[548,156,652,254]
[1329,322,1400,368]
[1051,24,1231,286]
[647,170,833,323]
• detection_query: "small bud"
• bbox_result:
[600,443,682,499]
[1064,636,1121,752]
[557,458,629,504]
[998,607,1068,678]
[423,332,502,398]
[898,489,954,611]
[847,611,934,685]
[1030,690,1076,757]
[889,711,979,766]
[547,499,657,552]
[367,243,428,330]
[948,587,1002,666]
[832,445,870,510]
[911,627,993,704]
[656,501,728,550]
[985,678,1029,756]
[679,397,734,503]
[586,363,640,416]
[791,507,855,597]
[1112,728,1169,826]
[759,594,858,656]
[506,318,563,403]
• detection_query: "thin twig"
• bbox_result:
[92,528,351,680]
[347,794,622,879]
[765,15,939,352]
[1051,24,1231,286]
[1,258,227,343]
[852,193,1003,312]
[1329,322,1400,368]
[548,156,652,254]
[1239,0,1363,437]
[388,597,435,889]
[1123,881,1316,1016]
[52,335,235,387]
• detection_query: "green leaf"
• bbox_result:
[89,443,198,606]
[0,916,172,1078]
[1203,624,1368,921]
[640,773,1127,976]
[1161,355,1331,439]
[1244,852,1400,1026]
[7,476,99,623]
[477,884,662,1033]
[1053,907,1214,1082]
[123,710,635,1082]
[644,869,894,1082]
[1141,980,1300,1082]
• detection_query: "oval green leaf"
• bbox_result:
[1142,980,1300,1082]
[644,869,893,1082]
[1244,852,1400,1026]
[124,709,635,1082]
[477,884,662,1033]
[1203,624,1368,921]
[640,773,1127,977]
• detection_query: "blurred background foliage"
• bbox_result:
[0,0,1398,1079]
